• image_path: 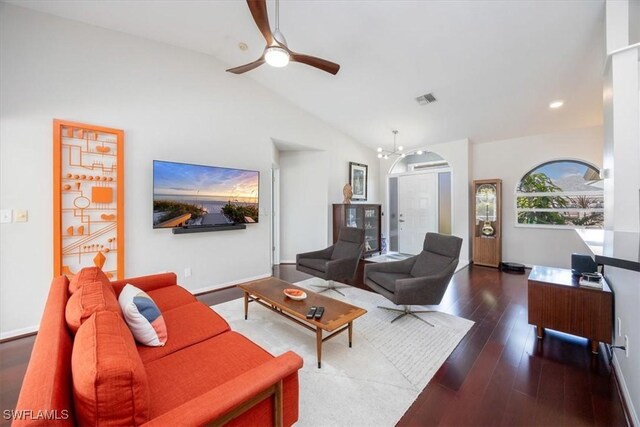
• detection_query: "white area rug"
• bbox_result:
[212,278,474,427]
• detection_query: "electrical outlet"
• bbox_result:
[184,267,192,278]
[624,335,629,358]
[618,317,622,337]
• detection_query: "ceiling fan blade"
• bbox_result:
[247,0,274,46]
[289,52,340,75]
[226,57,266,74]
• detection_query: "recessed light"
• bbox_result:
[238,42,249,51]
[549,100,564,109]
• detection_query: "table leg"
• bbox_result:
[244,292,249,320]
[348,322,353,348]
[590,341,599,354]
[316,329,322,369]
[536,325,545,339]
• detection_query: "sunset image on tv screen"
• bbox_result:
[153,160,259,228]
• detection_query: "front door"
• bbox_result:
[398,172,439,254]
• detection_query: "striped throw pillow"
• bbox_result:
[118,284,167,346]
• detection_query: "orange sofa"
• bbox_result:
[14,271,303,426]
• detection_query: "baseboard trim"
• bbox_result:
[190,273,272,296]
[0,325,38,342]
[279,260,296,264]
[612,352,639,427]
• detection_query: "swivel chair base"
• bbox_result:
[377,305,435,327]
[311,280,348,296]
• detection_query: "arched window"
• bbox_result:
[516,160,603,228]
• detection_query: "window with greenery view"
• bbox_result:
[516,160,603,228]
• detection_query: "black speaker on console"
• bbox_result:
[571,253,597,276]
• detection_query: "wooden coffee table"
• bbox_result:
[238,277,367,368]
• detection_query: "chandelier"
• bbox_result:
[377,130,405,159]
[377,130,426,159]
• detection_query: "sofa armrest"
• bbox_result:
[296,246,334,262]
[111,272,177,296]
[141,351,303,427]
[364,256,416,276]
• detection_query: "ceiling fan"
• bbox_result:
[226,0,340,75]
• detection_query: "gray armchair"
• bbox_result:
[296,227,365,296]
[364,232,462,326]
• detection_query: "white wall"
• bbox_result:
[0,4,377,337]
[606,265,640,425]
[279,151,329,262]
[601,2,640,422]
[473,126,603,268]
[630,0,640,45]
[278,141,380,262]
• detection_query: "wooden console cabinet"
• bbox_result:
[527,266,612,354]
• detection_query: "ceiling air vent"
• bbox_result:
[416,92,437,106]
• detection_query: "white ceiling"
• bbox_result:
[8,0,605,150]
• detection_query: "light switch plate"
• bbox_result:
[14,210,28,222]
[0,209,12,223]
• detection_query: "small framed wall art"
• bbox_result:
[349,162,368,201]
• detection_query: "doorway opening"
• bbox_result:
[386,151,452,256]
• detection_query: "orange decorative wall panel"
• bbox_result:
[53,119,124,280]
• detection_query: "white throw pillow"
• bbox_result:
[118,284,167,346]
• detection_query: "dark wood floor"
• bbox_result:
[0,264,628,426]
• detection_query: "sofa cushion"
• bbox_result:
[119,284,167,347]
[146,285,197,312]
[145,331,299,427]
[297,258,328,273]
[368,272,413,293]
[410,251,453,278]
[137,302,230,364]
[111,272,178,296]
[65,280,121,334]
[68,266,110,294]
[72,311,149,426]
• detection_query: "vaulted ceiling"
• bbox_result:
[9,0,605,150]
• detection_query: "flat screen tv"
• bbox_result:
[153,160,259,229]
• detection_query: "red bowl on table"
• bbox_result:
[283,288,307,300]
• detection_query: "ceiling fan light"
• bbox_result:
[377,153,383,159]
[264,47,290,67]
[549,100,564,109]
[377,147,382,153]
[384,154,389,160]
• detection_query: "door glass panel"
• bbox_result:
[364,208,378,251]
[345,206,361,228]
[389,176,398,252]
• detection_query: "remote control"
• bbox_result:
[314,306,325,319]
[306,307,317,319]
